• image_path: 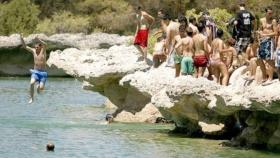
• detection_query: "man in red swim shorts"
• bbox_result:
[134,6,154,63]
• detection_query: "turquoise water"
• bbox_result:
[0,77,279,158]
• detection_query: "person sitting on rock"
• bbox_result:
[243,38,259,80]
[210,29,229,86]
[133,6,155,63]
[20,34,48,103]
[153,34,167,68]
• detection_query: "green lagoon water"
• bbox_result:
[0,77,279,158]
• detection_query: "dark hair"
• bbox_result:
[239,3,245,7]
[202,11,210,16]
[226,38,236,46]
[197,22,205,33]
[189,16,196,24]
[179,24,186,32]
[157,33,166,42]
[162,13,171,20]
[137,6,142,10]
[178,15,188,25]
[186,27,193,36]
[265,6,272,12]
[216,28,224,38]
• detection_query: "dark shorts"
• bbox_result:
[30,69,48,84]
[235,37,250,54]
[258,37,274,60]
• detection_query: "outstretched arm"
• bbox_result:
[20,34,34,53]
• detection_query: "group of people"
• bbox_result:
[134,3,280,86]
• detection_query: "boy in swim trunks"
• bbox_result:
[172,25,186,77]
[180,27,195,75]
[20,34,47,103]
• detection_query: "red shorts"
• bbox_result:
[134,29,149,47]
[193,55,208,67]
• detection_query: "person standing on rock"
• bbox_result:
[180,27,195,76]
[172,25,186,77]
[257,7,277,84]
[234,2,256,64]
[192,22,210,78]
[189,16,199,36]
[210,29,229,86]
[20,34,47,103]
[134,6,155,62]
[162,13,180,67]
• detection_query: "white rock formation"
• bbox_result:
[45,33,280,150]
[0,33,131,76]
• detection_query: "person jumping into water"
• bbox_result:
[20,34,47,103]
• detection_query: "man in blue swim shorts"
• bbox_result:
[20,34,48,103]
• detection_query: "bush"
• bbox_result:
[186,8,232,38]
[0,0,40,35]
[36,11,90,35]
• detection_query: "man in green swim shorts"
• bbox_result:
[172,25,186,77]
[180,27,195,75]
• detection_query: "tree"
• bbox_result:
[0,0,40,35]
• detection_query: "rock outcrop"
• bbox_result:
[0,33,131,76]
[46,33,280,150]
[47,44,161,123]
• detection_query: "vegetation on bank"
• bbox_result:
[0,0,280,36]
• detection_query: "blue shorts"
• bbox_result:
[30,69,48,84]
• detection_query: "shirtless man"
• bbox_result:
[153,9,167,37]
[20,34,47,103]
[189,16,199,35]
[134,6,155,62]
[257,7,277,83]
[210,29,229,86]
[161,13,180,63]
[172,25,186,77]
[276,28,280,81]
[193,22,209,78]
[180,27,195,75]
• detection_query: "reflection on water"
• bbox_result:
[0,77,279,158]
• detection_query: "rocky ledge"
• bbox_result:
[0,33,130,76]
[47,33,280,151]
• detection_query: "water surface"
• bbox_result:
[0,77,279,158]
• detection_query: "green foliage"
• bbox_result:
[186,8,232,38]
[0,0,40,35]
[148,32,158,54]
[76,0,134,34]
[208,8,232,38]
[35,11,90,35]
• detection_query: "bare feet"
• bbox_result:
[28,98,33,104]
